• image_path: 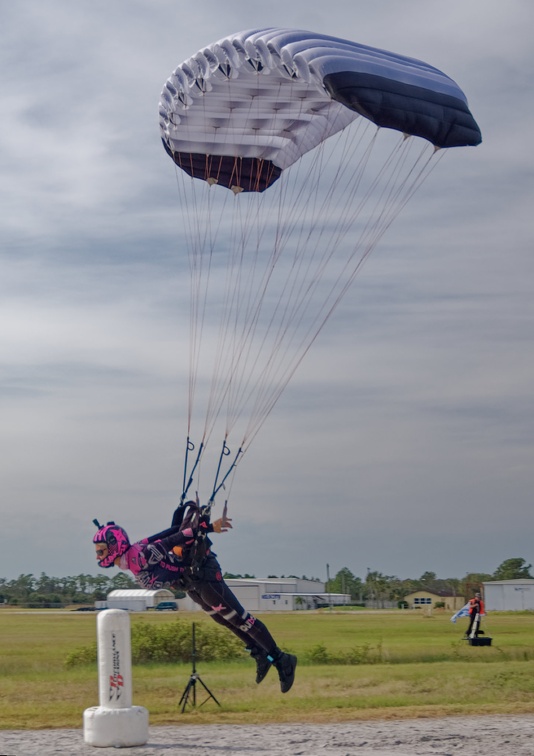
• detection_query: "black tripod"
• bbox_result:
[179,622,221,713]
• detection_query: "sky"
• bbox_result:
[2,1,533,585]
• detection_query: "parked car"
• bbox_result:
[156,601,178,611]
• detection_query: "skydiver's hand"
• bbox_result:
[212,516,233,533]
[212,502,233,533]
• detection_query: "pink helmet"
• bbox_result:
[93,521,130,568]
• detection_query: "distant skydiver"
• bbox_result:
[92,501,297,693]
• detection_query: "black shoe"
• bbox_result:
[273,652,297,694]
[246,646,272,684]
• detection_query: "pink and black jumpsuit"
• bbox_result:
[117,522,280,657]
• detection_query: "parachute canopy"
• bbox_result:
[159,27,481,192]
[159,29,481,504]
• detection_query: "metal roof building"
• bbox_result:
[176,577,350,612]
[483,579,534,611]
[104,588,175,612]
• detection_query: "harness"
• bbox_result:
[148,500,214,581]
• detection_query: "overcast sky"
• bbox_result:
[2,1,533,585]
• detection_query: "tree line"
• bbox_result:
[0,557,530,608]
[232,558,533,607]
[0,572,138,607]
[323,557,532,607]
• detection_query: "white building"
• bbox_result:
[176,577,350,612]
[101,588,176,612]
[483,580,534,611]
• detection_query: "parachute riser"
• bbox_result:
[181,438,204,504]
[209,441,243,505]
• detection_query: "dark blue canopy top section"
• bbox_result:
[323,70,481,148]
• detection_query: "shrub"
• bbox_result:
[65,642,97,668]
[304,641,383,665]
[307,643,329,664]
[65,618,244,667]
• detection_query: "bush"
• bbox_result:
[65,642,98,668]
[304,641,383,665]
[307,643,329,664]
[65,619,244,667]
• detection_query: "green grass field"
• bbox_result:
[1,608,534,729]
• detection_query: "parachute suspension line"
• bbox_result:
[173,168,207,496]
[171,161,212,495]
[239,121,381,445]
[222,85,360,450]
[236,141,333,440]
[221,85,313,435]
[240,132,443,450]
[174,162,210,435]
[222,74,303,419]
[223,128,345,453]
[340,138,442,284]
[172,126,234,492]
[201,172,269,444]
[295,142,444,383]
[189,122,234,439]
[255,121,374,359]
[220,199,261,433]
[220,87,355,444]
[221,78,280,436]
[197,76,268,445]
[173,163,197,435]
[303,137,442,331]
[184,133,439,471]
[199,77,299,448]
[302,133,419,309]
[177,72,284,508]
[179,124,234,420]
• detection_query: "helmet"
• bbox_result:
[93,521,130,568]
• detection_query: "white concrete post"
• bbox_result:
[83,609,149,748]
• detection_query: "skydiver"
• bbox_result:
[93,501,297,693]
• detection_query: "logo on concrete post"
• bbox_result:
[108,632,124,702]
